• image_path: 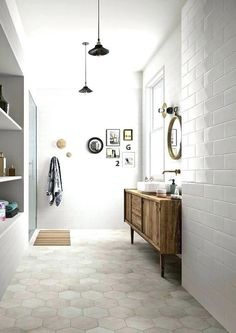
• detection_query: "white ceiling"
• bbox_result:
[15,0,186,89]
[0,24,22,76]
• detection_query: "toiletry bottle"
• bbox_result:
[0,153,6,176]
[0,202,6,221]
[0,85,9,114]
[170,179,176,194]
[9,165,15,176]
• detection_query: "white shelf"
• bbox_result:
[0,176,22,183]
[0,107,22,131]
[0,212,23,239]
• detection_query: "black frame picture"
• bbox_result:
[88,137,104,154]
[122,152,135,168]
[106,129,120,146]
[123,129,133,141]
[106,148,120,158]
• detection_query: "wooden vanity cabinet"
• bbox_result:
[124,189,181,277]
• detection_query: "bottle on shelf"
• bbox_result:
[0,153,6,176]
[8,165,15,176]
[0,85,9,114]
[0,202,6,221]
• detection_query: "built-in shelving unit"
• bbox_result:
[0,213,23,239]
[0,107,22,131]
[0,176,22,183]
[0,4,28,300]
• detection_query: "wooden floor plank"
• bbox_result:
[34,230,71,246]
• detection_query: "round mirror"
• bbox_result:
[167,115,182,160]
[88,137,104,154]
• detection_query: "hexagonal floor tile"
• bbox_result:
[159,305,186,318]
[172,329,199,333]
[58,306,82,318]
[126,316,154,330]
[59,291,81,300]
[204,328,229,333]
[109,306,134,319]
[5,306,31,318]
[71,316,98,330]
[127,291,148,300]
[99,316,126,330]
[84,306,108,319]
[37,292,58,301]
[119,298,142,309]
[22,298,45,309]
[0,315,15,329]
[13,291,35,300]
[116,328,143,333]
[32,306,57,318]
[81,291,103,301]
[92,284,113,293]
[46,298,70,309]
[95,297,118,309]
[87,328,113,333]
[180,316,210,330]
[43,316,70,330]
[56,328,85,333]
[15,316,42,330]
[153,316,182,330]
[71,298,94,308]
[103,291,126,300]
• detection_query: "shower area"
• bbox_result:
[29,92,37,239]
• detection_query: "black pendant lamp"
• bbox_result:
[88,0,109,56]
[79,42,93,93]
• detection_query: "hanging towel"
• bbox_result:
[46,156,63,206]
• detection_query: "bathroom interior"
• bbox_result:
[0,0,235,332]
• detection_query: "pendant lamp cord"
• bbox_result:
[84,43,87,85]
[98,0,100,42]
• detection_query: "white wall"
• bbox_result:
[37,72,142,229]
[142,25,182,183]
[181,1,236,332]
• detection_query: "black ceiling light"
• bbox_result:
[79,42,93,93]
[88,0,109,56]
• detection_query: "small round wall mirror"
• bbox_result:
[88,137,104,154]
[167,114,182,160]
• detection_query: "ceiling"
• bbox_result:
[0,24,22,76]
[15,0,186,89]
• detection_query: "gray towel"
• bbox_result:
[46,156,63,206]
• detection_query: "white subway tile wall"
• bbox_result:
[182,1,236,332]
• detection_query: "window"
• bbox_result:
[145,68,165,180]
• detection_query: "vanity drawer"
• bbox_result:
[132,195,142,216]
[132,213,142,230]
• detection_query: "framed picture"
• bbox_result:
[87,137,104,154]
[106,129,120,146]
[122,152,135,168]
[123,129,133,141]
[171,129,177,147]
[106,148,120,158]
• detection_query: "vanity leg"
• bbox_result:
[130,227,134,244]
[160,254,165,278]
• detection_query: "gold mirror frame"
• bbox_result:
[167,114,182,160]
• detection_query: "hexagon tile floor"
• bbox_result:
[0,229,228,333]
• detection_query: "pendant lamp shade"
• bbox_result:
[79,42,93,94]
[89,0,109,56]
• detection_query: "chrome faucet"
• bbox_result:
[162,169,181,175]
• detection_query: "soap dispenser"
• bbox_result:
[170,179,176,194]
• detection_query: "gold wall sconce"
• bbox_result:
[158,104,179,118]
[158,103,167,118]
[56,139,67,149]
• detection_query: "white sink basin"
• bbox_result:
[137,181,166,193]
